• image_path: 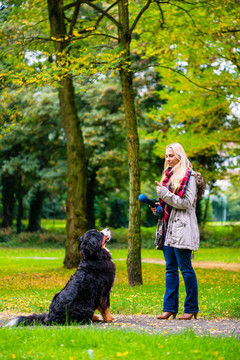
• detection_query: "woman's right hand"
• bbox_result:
[149,202,160,215]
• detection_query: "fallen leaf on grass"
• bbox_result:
[116,352,129,357]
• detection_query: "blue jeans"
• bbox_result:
[162,243,199,313]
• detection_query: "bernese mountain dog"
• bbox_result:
[6,228,116,326]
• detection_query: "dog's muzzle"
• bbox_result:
[100,228,111,242]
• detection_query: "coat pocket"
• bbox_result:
[171,218,186,240]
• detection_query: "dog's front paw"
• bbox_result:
[104,314,114,323]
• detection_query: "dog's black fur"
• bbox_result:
[7,229,116,326]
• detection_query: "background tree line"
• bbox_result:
[0,1,239,285]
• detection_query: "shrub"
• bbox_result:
[0,228,66,248]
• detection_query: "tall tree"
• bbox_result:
[46,0,88,268]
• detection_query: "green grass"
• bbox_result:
[0,247,239,360]
[0,327,239,360]
[0,248,239,318]
[112,248,240,263]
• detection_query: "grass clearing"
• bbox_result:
[112,248,240,263]
[0,247,239,318]
[0,327,239,360]
[0,247,239,360]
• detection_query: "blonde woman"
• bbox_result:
[152,143,205,320]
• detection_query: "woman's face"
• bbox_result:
[165,147,179,168]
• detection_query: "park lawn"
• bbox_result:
[0,247,239,318]
[112,248,240,263]
[0,327,238,360]
[2,247,239,264]
[0,247,239,360]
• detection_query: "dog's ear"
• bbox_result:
[80,230,103,259]
[86,237,101,256]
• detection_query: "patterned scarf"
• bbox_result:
[159,167,192,229]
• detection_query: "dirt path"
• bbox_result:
[0,313,239,337]
[96,315,240,337]
[142,258,240,272]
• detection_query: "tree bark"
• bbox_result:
[59,77,88,268]
[27,189,44,232]
[86,169,97,229]
[16,174,23,234]
[47,0,88,268]
[1,174,15,228]
[118,0,142,286]
[201,183,213,230]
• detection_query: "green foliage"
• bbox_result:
[224,182,240,221]
[1,0,239,239]
[1,222,239,249]
[0,228,66,248]
[108,199,128,229]
[0,86,67,228]
[200,224,240,248]
[78,79,128,192]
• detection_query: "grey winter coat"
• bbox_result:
[155,172,205,252]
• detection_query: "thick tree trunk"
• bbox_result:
[47,0,88,268]
[120,68,142,286]
[58,78,88,268]
[27,189,44,232]
[118,0,142,286]
[1,174,15,228]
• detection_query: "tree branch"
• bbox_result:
[136,63,227,96]
[129,0,152,35]
[95,1,119,28]
[169,2,208,35]
[82,1,122,30]
[68,0,82,37]
[22,31,118,44]
[220,28,240,34]
[71,32,119,41]
[63,2,78,11]
[157,2,165,28]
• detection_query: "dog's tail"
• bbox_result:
[6,313,48,327]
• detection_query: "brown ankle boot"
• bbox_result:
[178,312,198,320]
[156,312,177,320]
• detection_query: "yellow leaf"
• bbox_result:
[116,352,128,357]
[73,30,79,37]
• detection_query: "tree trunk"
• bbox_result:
[118,0,142,286]
[86,169,97,229]
[47,0,88,268]
[201,183,213,230]
[59,77,88,268]
[27,189,44,232]
[16,174,23,234]
[1,174,15,228]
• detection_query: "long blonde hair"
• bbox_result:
[161,143,192,192]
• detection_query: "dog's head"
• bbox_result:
[78,228,111,259]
